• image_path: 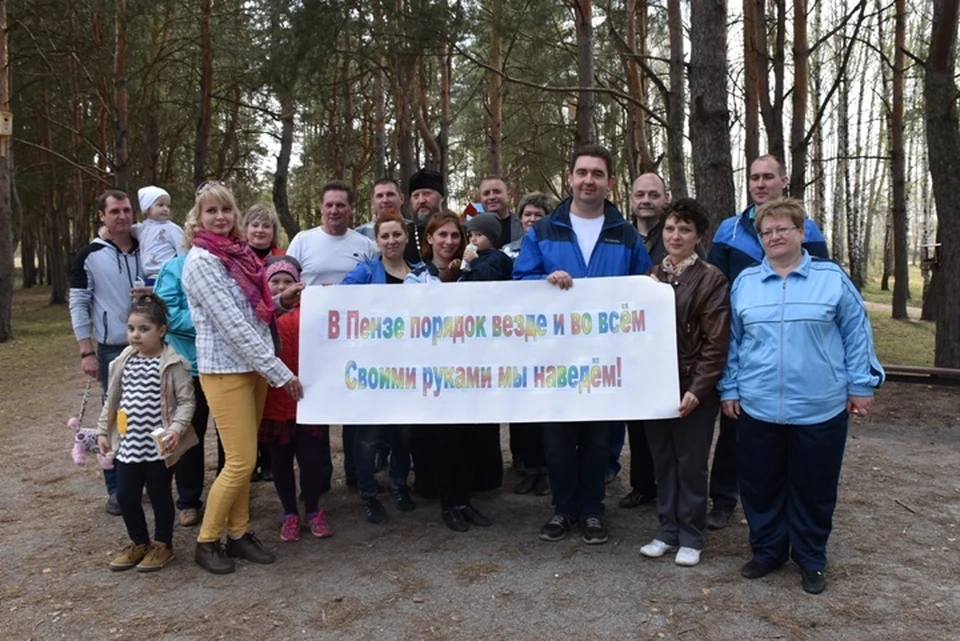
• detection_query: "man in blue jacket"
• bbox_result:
[705,154,829,530]
[514,144,652,545]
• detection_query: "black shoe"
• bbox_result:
[362,497,388,524]
[582,516,609,545]
[741,559,778,579]
[533,473,551,496]
[390,484,416,512]
[707,506,733,530]
[458,504,492,527]
[250,469,264,483]
[261,467,273,483]
[442,508,469,532]
[539,515,576,542]
[225,532,275,564]
[801,570,827,594]
[618,489,656,509]
[513,474,537,495]
[195,541,235,574]
[105,494,122,516]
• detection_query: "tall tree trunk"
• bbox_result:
[489,0,503,175]
[439,42,451,186]
[272,89,299,241]
[924,0,960,366]
[0,0,13,341]
[623,0,654,178]
[743,0,760,185]
[890,0,909,319]
[666,0,687,197]
[572,0,595,148]
[689,0,737,238]
[788,0,809,201]
[833,71,848,262]
[372,0,387,179]
[193,0,213,187]
[809,0,825,226]
[113,0,128,191]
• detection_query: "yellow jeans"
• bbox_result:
[197,372,267,542]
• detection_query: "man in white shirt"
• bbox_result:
[286,180,377,489]
[287,180,378,286]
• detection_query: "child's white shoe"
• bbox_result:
[675,546,701,566]
[640,539,677,558]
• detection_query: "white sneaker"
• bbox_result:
[640,539,677,558]
[675,547,701,566]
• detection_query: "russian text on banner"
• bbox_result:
[297,276,679,425]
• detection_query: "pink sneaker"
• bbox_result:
[280,514,300,542]
[307,510,333,538]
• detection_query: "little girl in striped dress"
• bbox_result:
[97,295,197,572]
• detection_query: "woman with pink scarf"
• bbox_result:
[181,182,303,575]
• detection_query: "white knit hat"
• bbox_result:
[137,186,170,214]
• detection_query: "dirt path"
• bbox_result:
[864,299,922,321]
[2,333,959,639]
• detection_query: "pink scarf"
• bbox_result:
[193,231,275,325]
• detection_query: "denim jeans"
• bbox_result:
[97,342,126,496]
[543,422,611,520]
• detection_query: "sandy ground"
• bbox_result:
[1,348,958,641]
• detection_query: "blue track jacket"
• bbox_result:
[341,258,436,285]
[513,198,652,280]
[718,252,885,425]
[708,204,829,281]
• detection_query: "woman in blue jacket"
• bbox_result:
[718,197,884,595]
[341,208,436,525]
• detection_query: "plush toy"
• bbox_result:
[68,380,113,470]
[68,416,113,469]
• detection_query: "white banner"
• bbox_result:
[297,276,679,425]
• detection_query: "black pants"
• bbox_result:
[116,459,175,545]
[645,399,718,549]
[269,429,330,515]
[432,425,485,510]
[709,413,739,512]
[512,423,547,471]
[626,420,657,495]
[175,377,209,510]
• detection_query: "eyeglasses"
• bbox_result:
[195,180,229,197]
[759,225,798,239]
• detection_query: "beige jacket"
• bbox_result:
[96,343,198,468]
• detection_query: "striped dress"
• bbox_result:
[116,354,164,463]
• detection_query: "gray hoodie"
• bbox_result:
[69,238,143,346]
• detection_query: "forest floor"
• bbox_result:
[1,287,958,641]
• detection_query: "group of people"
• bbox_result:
[68,145,884,594]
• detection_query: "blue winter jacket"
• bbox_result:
[341,258,437,285]
[708,204,829,281]
[718,251,885,425]
[153,255,198,376]
[513,198,652,280]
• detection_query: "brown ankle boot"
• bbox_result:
[225,532,275,564]
[194,541,235,574]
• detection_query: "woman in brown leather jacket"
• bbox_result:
[638,198,730,567]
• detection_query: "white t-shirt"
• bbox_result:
[286,227,378,286]
[133,218,185,277]
[569,213,605,266]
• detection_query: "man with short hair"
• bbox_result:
[69,190,147,515]
[630,172,672,264]
[705,154,829,530]
[287,180,378,287]
[514,144,652,545]
[479,176,523,249]
[372,178,406,217]
[287,180,378,490]
[404,168,446,263]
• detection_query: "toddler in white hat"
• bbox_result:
[134,186,184,284]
